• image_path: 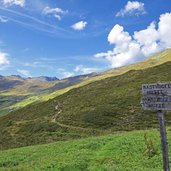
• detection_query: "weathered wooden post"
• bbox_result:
[141,82,171,171]
[158,110,170,171]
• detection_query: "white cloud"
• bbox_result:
[17,69,31,77]
[0,7,74,38]
[116,1,146,17]
[61,72,74,78]
[0,52,10,70]
[95,12,171,68]
[108,24,132,46]
[134,22,159,46]
[42,6,67,21]
[71,21,87,31]
[158,13,171,48]
[3,0,25,7]
[58,65,98,79]
[134,22,162,57]
[0,16,8,23]
[74,65,99,74]
[95,24,142,68]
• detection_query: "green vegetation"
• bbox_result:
[0,76,57,115]
[0,129,170,171]
[0,74,95,115]
[8,85,75,109]
[0,95,27,117]
[1,61,171,150]
[0,49,171,170]
[1,49,171,116]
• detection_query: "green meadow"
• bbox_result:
[0,128,170,171]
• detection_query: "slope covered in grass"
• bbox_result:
[0,74,96,116]
[0,129,170,171]
[1,61,171,150]
[1,49,171,116]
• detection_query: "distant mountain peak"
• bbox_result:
[11,75,23,79]
[30,76,59,82]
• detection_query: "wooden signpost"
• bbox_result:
[141,83,171,171]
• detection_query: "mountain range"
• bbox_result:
[0,73,97,116]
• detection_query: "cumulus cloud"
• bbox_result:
[0,52,10,70]
[158,13,171,48]
[42,6,67,21]
[17,69,31,77]
[3,0,25,7]
[0,16,8,23]
[133,22,162,57]
[95,12,171,68]
[71,21,87,31]
[116,1,146,17]
[74,65,99,74]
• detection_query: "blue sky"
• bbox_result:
[0,0,171,78]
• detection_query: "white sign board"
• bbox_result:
[142,96,171,103]
[141,83,171,111]
[141,83,171,170]
[141,101,171,110]
[142,83,171,96]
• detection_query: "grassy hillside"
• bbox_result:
[0,74,96,116]
[0,129,170,171]
[1,49,170,116]
[0,76,57,96]
[0,76,57,116]
[0,95,27,117]
[1,61,171,150]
